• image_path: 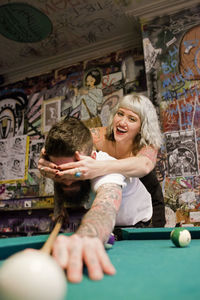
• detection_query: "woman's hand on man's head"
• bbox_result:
[55,151,101,181]
[38,147,59,179]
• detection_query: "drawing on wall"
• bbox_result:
[143,37,162,73]
[0,92,28,139]
[42,96,62,133]
[29,139,44,171]
[0,48,147,235]
[100,89,123,126]
[26,92,44,139]
[179,24,200,80]
[141,6,200,227]
[165,129,199,178]
[0,135,29,183]
[72,68,103,127]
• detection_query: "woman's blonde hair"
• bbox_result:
[106,93,162,153]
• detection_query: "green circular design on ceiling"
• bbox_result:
[0,3,52,43]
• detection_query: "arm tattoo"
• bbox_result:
[76,183,122,243]
[137,146,158,165]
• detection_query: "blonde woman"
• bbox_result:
[39,93,166,227]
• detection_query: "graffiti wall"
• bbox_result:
[0,48,146,236]
[142,5,200,226]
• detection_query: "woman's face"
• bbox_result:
[113,107,141,144]
[86,75,96,87]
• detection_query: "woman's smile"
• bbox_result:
[113,107,141,142]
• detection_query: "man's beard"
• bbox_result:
[54,180,91,207]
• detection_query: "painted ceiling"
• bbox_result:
[0,0,197,85]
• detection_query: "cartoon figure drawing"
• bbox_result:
[73,68,103,127]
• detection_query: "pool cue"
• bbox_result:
[41,215,63,254]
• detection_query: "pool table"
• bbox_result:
[1,227,200,300]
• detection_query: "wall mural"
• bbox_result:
[142,5,200,227]
[0,48,145,236]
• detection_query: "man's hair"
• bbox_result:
[45,117,93,157]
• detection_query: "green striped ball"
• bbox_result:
[170,228,191,247]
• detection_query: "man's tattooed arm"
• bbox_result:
[76,183,122,243]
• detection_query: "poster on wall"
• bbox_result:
[0,135,29,183]
[29,139,44,171]
[41,96,62,134]
[165,129,199,178]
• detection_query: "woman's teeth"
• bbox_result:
[117,127,127,133]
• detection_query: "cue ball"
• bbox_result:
[170,228,191,247]
[0,250,67,300]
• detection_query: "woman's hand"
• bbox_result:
[55,151,102,181]
[52,234,116,283]
[38,148,59,179]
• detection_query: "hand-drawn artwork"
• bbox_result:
[160,96,199,132]
[0,141,6,153]
[176,208,200,226]
[0,92,28,139]
[122,57,147,93]
[179,25,200,80]
[164,206,176,227]
[100,90,122,126]
[29,139,44,171]
[11,159,22,174]
[165,129,199,177]
[26,92,44,139]
[143,38,162,73]
[73,68,103,127]
[0,3,52,43]
[42,97,61,133]
[178,191,196,209]
[0,162,6,180]
[0,135,29,183]
[0,49,148,235]
[12,137,22,151]
[102,71,123,95]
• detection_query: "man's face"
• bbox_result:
[49,155,81,193]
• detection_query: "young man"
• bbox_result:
[40,117,152,283]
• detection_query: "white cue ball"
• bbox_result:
[0,250,67,300]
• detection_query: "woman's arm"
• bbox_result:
[38,127,157,179]
[55,145,157,180]
[98,154,155,178]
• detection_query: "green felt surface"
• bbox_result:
[1,228,200,300]
[67,239,200,300]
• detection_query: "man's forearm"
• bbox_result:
[76,183,122,243]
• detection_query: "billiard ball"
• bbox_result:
[105,233,115,249]
[0,250,67,300]
[170,228,191,247]
[107,233,115,245]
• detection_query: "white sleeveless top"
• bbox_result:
[91,151,152,226]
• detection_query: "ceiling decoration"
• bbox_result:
[0,3,52,43]
[0,0,198,85]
